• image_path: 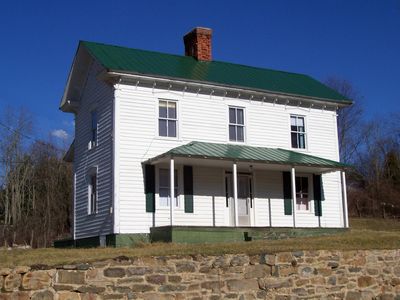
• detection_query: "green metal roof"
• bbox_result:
[149,141,348,169]
[81,41,350,104]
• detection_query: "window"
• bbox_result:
[229,107,245,142]
[90,111,98,148]
[291,115,306,149]
[159,100,177,137]
[88,173,97,214]
[159,169,178,207]
[295,176,309,211]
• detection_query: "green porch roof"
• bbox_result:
[81,41,350,104]
[148,141,348,169]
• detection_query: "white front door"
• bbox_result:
[226,174,252,226]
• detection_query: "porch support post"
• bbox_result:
[170,157,174,226]
[341,170,349,228]
[233,162,239,227]
[291,167,296,228]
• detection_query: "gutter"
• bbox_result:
[102,70,352,108]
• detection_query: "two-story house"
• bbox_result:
[60,27,351,247]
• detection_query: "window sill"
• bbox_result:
[290,147,309,153]
[228,140,246,145]
[157,207,181,210]
[155,136,181,142]
[295,210,314,215]
[88,143,97,152]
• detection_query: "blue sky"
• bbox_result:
[0,0,399,145]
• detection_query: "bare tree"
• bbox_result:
[325,77,363,163]
[325,78,400,218]
[349,115,400,218]
[0,107,72,247]
[0,107,33,227]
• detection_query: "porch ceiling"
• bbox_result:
[144,141,349,172]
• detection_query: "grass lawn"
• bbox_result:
[0,218,399,268]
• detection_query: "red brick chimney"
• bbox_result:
[183,27,212,61]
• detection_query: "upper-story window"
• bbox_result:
[291,115,306,149]
[90,110,98,148]
[88,172,97,215]
[159,100,177,138]
[229,107,245,142]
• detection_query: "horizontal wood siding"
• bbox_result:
[115,85,344,233]
[74,60,114,239]
[320,172,344,227]
[253,171,271,227]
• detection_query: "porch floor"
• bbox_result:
[150,226,346,244]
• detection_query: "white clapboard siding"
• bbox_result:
[320,171,344,228]
[73,59,114,239]
[253,170,271,227]
[114,83,345,234]
[247,103,289,148]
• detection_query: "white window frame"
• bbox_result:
[87,168,98,215]
[290,115,307,150]
[158,168,179,208]
[158,99,178,138]
[89,110,98,150]
[228,106,246,143]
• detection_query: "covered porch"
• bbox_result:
[143,141,349,238]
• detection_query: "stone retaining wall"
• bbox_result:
[1,249,400,299]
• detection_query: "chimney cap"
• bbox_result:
[184,27,213,37]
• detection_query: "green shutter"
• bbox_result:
[225,177,229,207]
[282,172,292,215]
[313,174,323,216]
[145,164,155,212]
[249,178,253,208]
[184,166,194,213]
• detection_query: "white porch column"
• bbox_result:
[291,167,296,228]
[233,162,239,227]
[341,171,349,228]
[170,157,175,226]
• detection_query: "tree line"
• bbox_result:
[0,108,72,248]
[326,78,400,218]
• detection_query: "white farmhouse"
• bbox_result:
[60,27,351,247]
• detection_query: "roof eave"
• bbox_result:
[59,99,80,113]
[63,140,75,163]
[104,70,352,107]
[59,43,82,111]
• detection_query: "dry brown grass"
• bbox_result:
[0,218,399,268]
[349,217,400,231]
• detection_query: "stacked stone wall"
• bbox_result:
[1,250,400,299]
